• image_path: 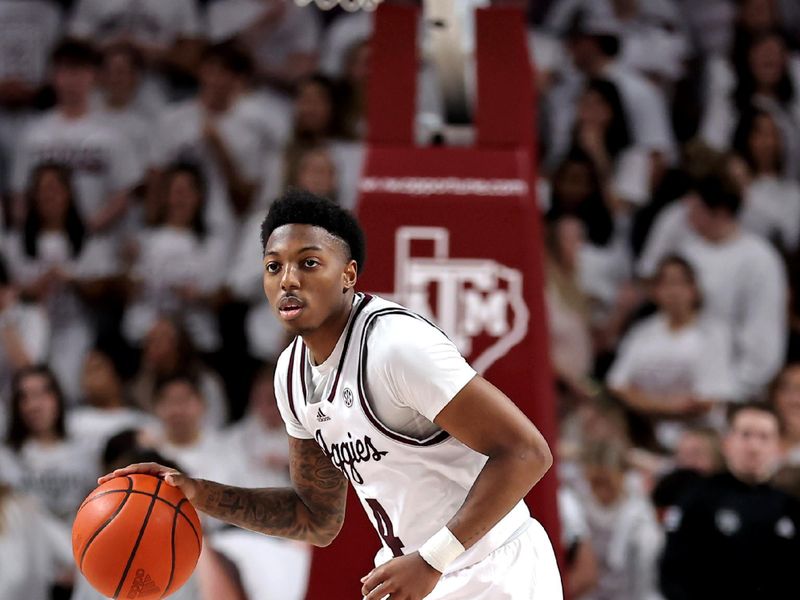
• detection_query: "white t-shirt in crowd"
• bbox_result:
[12,110,142,220]
[739,175,800,253]
[69,0,202,47]
[637,201,787,397]
[0,0,62,85]
[66,405,157,456]
[123,225,227,352]
[222,415,291,489]
[0,492,72,600]
[607,313,736,447]
[206,0,320,70]
[0,301,49,398]
[15,438,100,522]
[579,488,663,600]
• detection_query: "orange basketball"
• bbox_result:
[72,474,203,599]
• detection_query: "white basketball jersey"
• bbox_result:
[275,293,530,573]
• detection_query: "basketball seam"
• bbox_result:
[79,476,134,573]
[161,499,181,598]
[113,478,163,599]
[79,488,201,546]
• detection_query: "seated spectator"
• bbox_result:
[5,163,121,400]
[652,426,724,518]
[66,349,155,455]
[660,402,800,599]
[637,175,787,398]
[608,255,736,451]
[11,39,142,233]
[223,363,290,489]
[206,0,320,91]
[728,107,800,253]
[285,144,338,201]
[700,29,800,176]
[68,0,204,85]
[0,254,48,401]
[4,366,98,523]
[544,216,595,402]
[149,42,271,229]
[0,482,73,600]
[338,38,370,140]
[770,362,800,464]
[318,9,372,80]
[577,440,663,600]
[95,42,164,167]
[558,486,599,599]
[0,0,63,183]
[124,163,227,354]
[129,317,228,429]
[561,78,651,209]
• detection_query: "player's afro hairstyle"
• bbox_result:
[261,189,366,273]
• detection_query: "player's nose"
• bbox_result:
[280,264,301,290]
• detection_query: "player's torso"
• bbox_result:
[283,294,529,568]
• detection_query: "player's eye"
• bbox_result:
[265,262,281,274]
[303,258,320,268]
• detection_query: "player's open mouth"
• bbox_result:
[278,297,305,320]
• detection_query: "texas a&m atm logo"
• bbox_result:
[379,227,529,374]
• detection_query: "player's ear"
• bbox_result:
[342,260,357,293]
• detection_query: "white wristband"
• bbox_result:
[417,527,465,573]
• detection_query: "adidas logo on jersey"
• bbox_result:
[127,569,160,598]
[316,407,331,422]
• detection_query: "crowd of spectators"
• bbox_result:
[0,0,799,599]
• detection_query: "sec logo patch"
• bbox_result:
[343,387,354,408]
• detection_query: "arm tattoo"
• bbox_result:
[193,437,348,545]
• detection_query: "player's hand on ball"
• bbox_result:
[97,462,198,502]
[360,552,442,600]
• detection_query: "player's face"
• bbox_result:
[263,224,357,336]
[724,409,781,483]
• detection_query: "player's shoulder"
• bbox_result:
[274,339,299,384]
[361,295,454,360]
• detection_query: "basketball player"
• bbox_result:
[101,190,563,599]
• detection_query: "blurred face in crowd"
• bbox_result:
[724,408,781,484]
[675,431,720,475]
[568,35,602,74]
[263,224,356,337]
[102,49,140,105]
[653,260,699,321]
[199,58,237,112]
[749,112,782,173]
[54,62,95,108]
[17,373,61,438]
[155,380,205,444]
[165,172,202,229]
[685,193,719,240]
[749,35,786,89]
[738,0,778,32]
[584,464,625,506]
[295,80,333,136]
[296,148,336,198]
[577,88,612,131]
[34,168,71,229]
[143,319,180,371]
[772,364,800,440]
[554,160,595,209]
[81,351,122,408]
[345,41,370,85]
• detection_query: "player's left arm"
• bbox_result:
[362,375,552,600]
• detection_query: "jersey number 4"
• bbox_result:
[366,498,405,557]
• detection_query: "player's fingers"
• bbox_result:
[364,579,393,600]
[360,567,386,596]
[97,462,174,484]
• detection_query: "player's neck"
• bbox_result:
[303,296,355,365]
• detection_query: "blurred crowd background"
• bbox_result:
[0,0,800,599]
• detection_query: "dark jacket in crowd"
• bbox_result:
[659,471,800,600]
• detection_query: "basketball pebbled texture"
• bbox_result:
[72,474,203,599]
